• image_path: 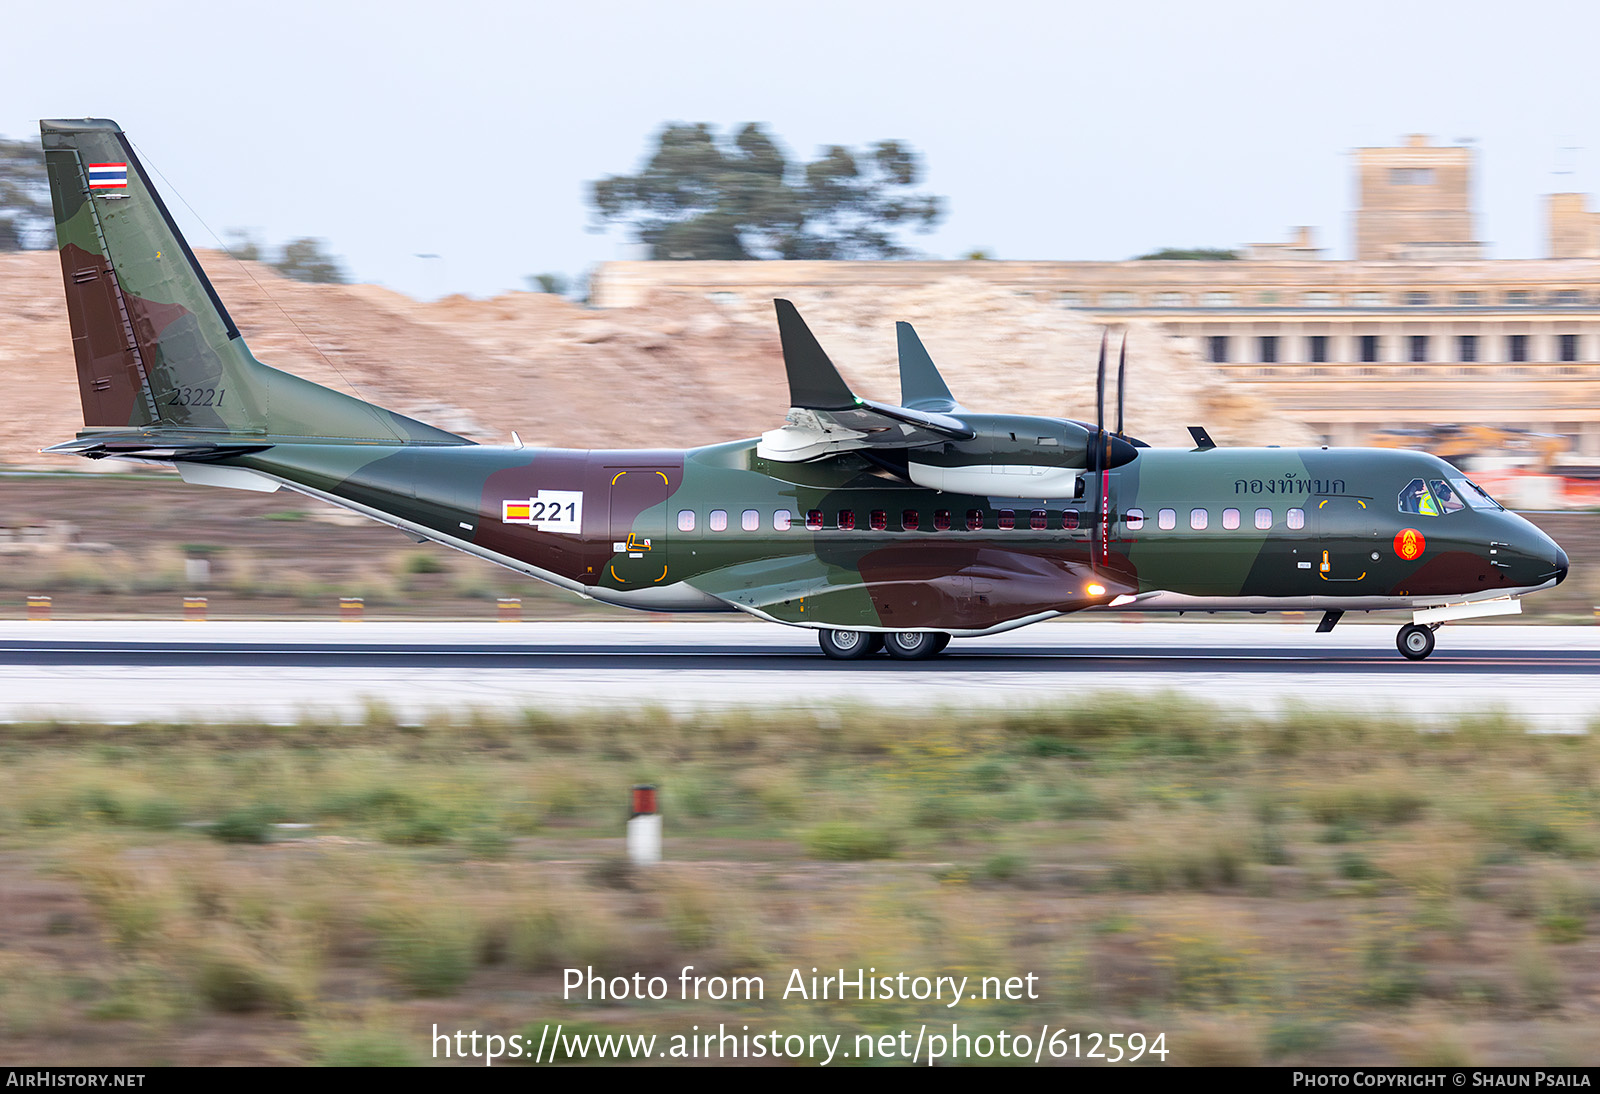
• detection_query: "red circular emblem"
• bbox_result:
[1395,528,1425,560]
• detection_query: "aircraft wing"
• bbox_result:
[757,300,974,463]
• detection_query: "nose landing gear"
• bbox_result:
[1396,623,1438,661]
[818,629,885,660]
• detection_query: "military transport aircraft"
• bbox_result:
[38,118,1569,661]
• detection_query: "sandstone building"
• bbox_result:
[590,136,1600,471]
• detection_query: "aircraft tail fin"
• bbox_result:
[773,299,857,410]
[40,118,464,448]
[895,322,960,412]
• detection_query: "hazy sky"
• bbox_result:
[7,0,1600,299]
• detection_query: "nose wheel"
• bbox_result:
[1397,623,1437,661]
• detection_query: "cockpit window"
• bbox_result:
[1428,480,1466,514]
[1449,477,1504,511]
[1398,478,1440,516]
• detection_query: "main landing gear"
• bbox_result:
[1396,623,1438,661]
[817,629,950,661]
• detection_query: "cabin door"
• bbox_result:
[1311,495,1379,585]
[606,467,672,587]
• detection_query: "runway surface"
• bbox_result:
[0,619,1596,728]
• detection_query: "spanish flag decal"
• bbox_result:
[1395,528,1425,560]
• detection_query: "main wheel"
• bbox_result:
[818,629,882,660]
[883,630,950,660]
[1396,623,1436,661]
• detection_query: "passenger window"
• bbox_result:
[1255,508,1272,530]
[1222,508,1240,530]
[1190,508,1208,530]
[902,509,920,531]
[1398,478,1439,517]
[1062,510,1080,530]
[774,510,792,531]
[1287,508,1305,530]
[1428,480,1466,514]
[966,509,984,531]
[998,509,1015,530]
[806,509,824,530]
[709,509,728,531]
[837,509,856,531]
[934,510,952,531]
[741,509,759,531]
[870,509,888,531]
[1158,508,1176,530]
[677,510,696,532]
[1030,509,1047,531]
[1125,508,1144,530]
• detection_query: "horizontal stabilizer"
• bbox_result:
[896,322,960,412]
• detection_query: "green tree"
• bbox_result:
[1135,247,1239,260]
[273,238,347,283]
[590,123,943,260]
[524,273,568,294]
[0,137,51,251]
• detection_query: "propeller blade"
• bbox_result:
[1095,329,1107,446]
[1116,331,1127,438]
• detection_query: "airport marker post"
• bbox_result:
[627,784,661,865]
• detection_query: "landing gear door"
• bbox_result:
[1311,495,1378,585]
[606,468,671,587]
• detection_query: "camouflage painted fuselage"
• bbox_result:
[38,116,1567,638]
[213,438,1566,636]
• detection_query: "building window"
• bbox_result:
[1258,292,1280,305]
[1287,508,1306,530]
[901,509,920,531]
[1405,291,1431,306]
[1157,508,1176,530]
[677,510,696,532]
[1190,508,1209,530]
[1390,168,1435,185]
[1059,292,1087,308]
[709,509,728,531]
[1508,333,1528,363]
[1308,335,1328,363]
[1458,334,1478,363]
[1506,290,1531,306]
[1103,291,1135,307]
[1222,508,1240,530]
[1125,508,1144,530]
[1155,292,1184,306]
[1258,335,1278,363]
[1354,292,1385,306]
[1409,335,1429,363]
[1455,291,1480,305]
[1359,335,1380,363]
[1255,508,1272,530]
[1202,292,1235,307]
[1208,335,1230,363]
[1561,334,1580,363]
[1302,291,1335,307]
[774,510,792,531]
[1553,289,1583,305]
[742,509,760,531]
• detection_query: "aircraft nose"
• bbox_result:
[1553,545,1570,585]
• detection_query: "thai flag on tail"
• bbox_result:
[88,163,128,189]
